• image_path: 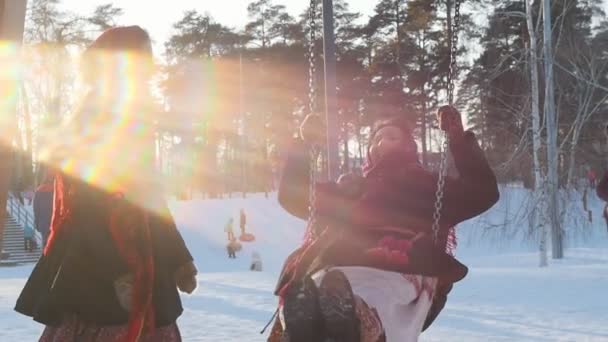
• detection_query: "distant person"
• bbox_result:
[23,225,36,252]
[240,209,247,236]
[598,124,608,232]
[226,238,241,259]
[225,217,235,241]
[227,239,237,259]
[250,251,262,271]
[33,172,54,248]
[598,170,608,232]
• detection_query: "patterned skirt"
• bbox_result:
[39,315,181,342]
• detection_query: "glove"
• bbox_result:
[299,114,325,145]
[175,261,198,294]
[437,106,464,139]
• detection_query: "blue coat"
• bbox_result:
[23,225,35,238]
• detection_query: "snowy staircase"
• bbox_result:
[2,214,41,265]
[2,192,43,266]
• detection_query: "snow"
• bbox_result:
[2,187,608,341]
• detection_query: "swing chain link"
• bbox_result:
[432,0,462,244]
[447,0,462,106]
[307,147,319,241]
[306,0,320,241]
[307,0,317,115]
[432,139,450,243]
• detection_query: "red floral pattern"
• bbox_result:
[39,316,181,342]
[365,236,414,266]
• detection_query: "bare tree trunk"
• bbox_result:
[526,0,547,267]
[543,0,563,259]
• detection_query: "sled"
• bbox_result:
[239,232,256,242]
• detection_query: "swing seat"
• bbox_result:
[239,233,256,242]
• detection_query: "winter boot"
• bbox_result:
[318,270,360,342]
[282,276,323,342]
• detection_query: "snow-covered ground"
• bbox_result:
[2,187,608,341]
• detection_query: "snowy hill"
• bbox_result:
[1,188,608,341]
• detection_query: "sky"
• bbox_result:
[58,0,608,56]
[60,0,378,52]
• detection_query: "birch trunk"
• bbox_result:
[526,0,548,267]
[543,0,563,259]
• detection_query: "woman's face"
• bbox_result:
[369,126,416,163]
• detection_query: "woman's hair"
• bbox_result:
[86,26,152,54]
[80,26,153,86]
[370,116,414,141]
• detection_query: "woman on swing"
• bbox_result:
[269,106,499,342]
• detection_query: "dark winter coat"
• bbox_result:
[14,177,193,328]
[275,131,499,329]
[33,183,54,244]
[598,171,608,226]
[597,171,608,202]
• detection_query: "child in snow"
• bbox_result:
[250,251,263,271]
[15,26,197,342]
[225,217,235,241]
[23,225,36,252]
[269,107,499,342]
[227,239,237,259]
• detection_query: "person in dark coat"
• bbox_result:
[14,26,197,342]
[597,170,608,231]
[598,124,608,232]
[268,107,499,341]
[33,171,54,248]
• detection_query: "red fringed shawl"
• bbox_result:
[45,174,155,342]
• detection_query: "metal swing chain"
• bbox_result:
[432,0,462,244]
[306,0,320,241]
[447,0,462,107]
[307,0,318,116]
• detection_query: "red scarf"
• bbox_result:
[45,174,155,342]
